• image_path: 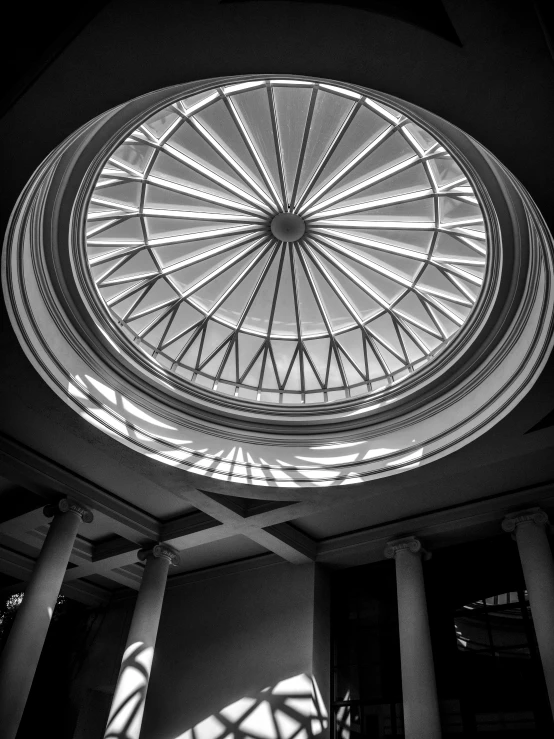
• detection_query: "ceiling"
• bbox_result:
[0,0,553,605]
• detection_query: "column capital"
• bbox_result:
[138,544,179,567]
[43,498,93,523]
[502,508,549,533]
[384,536,430,560]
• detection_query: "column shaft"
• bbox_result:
[389,542,441,739]
[0,508,83,739]
[513,520,554,714]
[104,547,175,739]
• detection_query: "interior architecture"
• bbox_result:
[0,2,554,738]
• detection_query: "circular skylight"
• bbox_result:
[85,78,488,405]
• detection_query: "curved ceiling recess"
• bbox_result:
[3,76,553,497]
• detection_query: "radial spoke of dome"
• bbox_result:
[186,116,277,211]
[232,243,281,334]
[162,143,272,214]
[141,208,265,223]
[266,84,288,209]
[313,218,437,231]
[294,100,362,210]
[105,274,161,307]
[87,216,135,239]
[294,247,352,390]
[313,235,414,290]
[317,230,429,263]
[308,242,407,364]
[203,239,276,318]
[432,260,484,287]
[306,237,391,310]
[392,308,444,342]
[146,174,261,215]
[149,223,260,249]
[302,242,364,328]
[413,290,466,326]
[88,243,147,267]
[302,154,419,216]
[290,86,318,210]
[197,332,235,373]
[298,125,395,215]
[288,245,305,393]
[178,238,269,300]
[266,245,287,335]
[153,232,259,276]
[224,94,284,211]
[313,188,435,219]
[96,254,157,288]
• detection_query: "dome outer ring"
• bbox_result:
[3,75,554,499]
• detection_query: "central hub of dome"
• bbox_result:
[270,212,306,242]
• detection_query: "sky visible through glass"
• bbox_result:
[85,78,488,405]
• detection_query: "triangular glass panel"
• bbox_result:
[427,305,459,338]
[191,248,264,313]
[327,348,344,387]
[337,328,366,375]
[161,301,203,345]
[214,250,274,327]
[167,245,245,293]
[327,132,415,200]
[180,331,203,368]
[307,254,356,331]
[296,90,355,201]
[393,292,439,334]
[399,327,426,363]
[301,351,323,390]
[364,339,387,379]
[220,342,238,382]
[196,99,267,191]
[261,353,279,389]
[242,352,264,388]
[88,217,144,243]
[201,343,230,376]
[200,321,233,364]
[310,106,389,199]
[305,337,330,381]
[142,313,173,349]
[231,87,282,200]
[271,340,297,384]
[167,121,259,197]
[272,250,299,337]
[237,333,265,376]
[273,85,313,203]
[284,352,302,391]
[293,252,327,336]
[241,252,281,335]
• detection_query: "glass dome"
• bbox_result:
[86,78,487,405]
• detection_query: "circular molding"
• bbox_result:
[3,74,554,498]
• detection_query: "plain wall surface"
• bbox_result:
[76,561,330,739]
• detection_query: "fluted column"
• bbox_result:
[385,536,441,739]
[0,498,93,739]
[502,508,554,714]
[104,544,178,739]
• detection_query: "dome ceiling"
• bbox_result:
[86,79,487,405]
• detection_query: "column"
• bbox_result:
[0,497,93,739]
[104,543,178,739]
[385,536,441,739]
[502,508,554,715]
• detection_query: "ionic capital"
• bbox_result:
[384,536,430,560]
[138,543,179,567]
[502,508,549,533]
[43,497,93,523]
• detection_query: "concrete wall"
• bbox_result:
[74,560,330,739]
